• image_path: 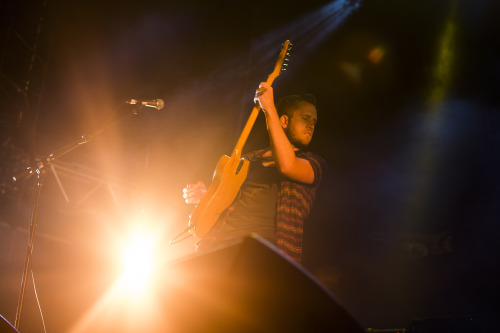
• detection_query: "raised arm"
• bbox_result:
[254,82,316,184]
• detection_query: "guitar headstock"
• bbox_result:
[267,40,292,84]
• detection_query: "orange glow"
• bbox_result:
[116,229,156,296]
[67,224,165,333]
[368,47,385,64]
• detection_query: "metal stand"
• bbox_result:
[15,171,43,330]
[12,102,144,330]
[169,225,195,245]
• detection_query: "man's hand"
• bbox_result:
[254,82,276,115]
[253,82,316,184]
[182,181,207,204]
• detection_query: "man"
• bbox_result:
[183,82,326,263]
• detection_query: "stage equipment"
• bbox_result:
[10,101,156,331]
[0,315,19,333]
[151,235,365,333]
[409,315,484,333]
[125,98,165,110]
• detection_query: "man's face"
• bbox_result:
[282,101,317,148]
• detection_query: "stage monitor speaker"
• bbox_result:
[409,315,485,333]
[151,235,365,333]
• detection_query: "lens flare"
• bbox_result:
[116,229,157,297]
[368,47,385,64]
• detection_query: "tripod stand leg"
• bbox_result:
[15,178,43,331]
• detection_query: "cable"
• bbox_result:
[30,269,47,333]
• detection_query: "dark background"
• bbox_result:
[1,0,499,332]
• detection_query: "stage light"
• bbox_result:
[248,0,362,67]
[396,1,458,231]
[116,229,157,297]
[429,15,456,106]
[66,223,168,333]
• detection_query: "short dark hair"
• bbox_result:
[276,94,317,118]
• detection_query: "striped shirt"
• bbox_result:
[197,148,326,264]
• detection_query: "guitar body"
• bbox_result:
[187,40,292,239]
[189,154,250,238]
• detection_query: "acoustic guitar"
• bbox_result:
[188,40,292,238]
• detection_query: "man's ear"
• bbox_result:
[280,115,288,128]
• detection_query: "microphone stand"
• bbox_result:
[13,102,144,331]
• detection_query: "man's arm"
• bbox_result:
[255,82,315,184]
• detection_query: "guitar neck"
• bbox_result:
[230,40,291,159]
[232,103,261,159]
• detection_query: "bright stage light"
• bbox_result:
[116,229,157,297]
[67,223,170,333]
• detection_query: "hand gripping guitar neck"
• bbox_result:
[188,40,292,238]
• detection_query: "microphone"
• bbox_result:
[126,98,165,110]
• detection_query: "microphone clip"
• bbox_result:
[126,98,165,110]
